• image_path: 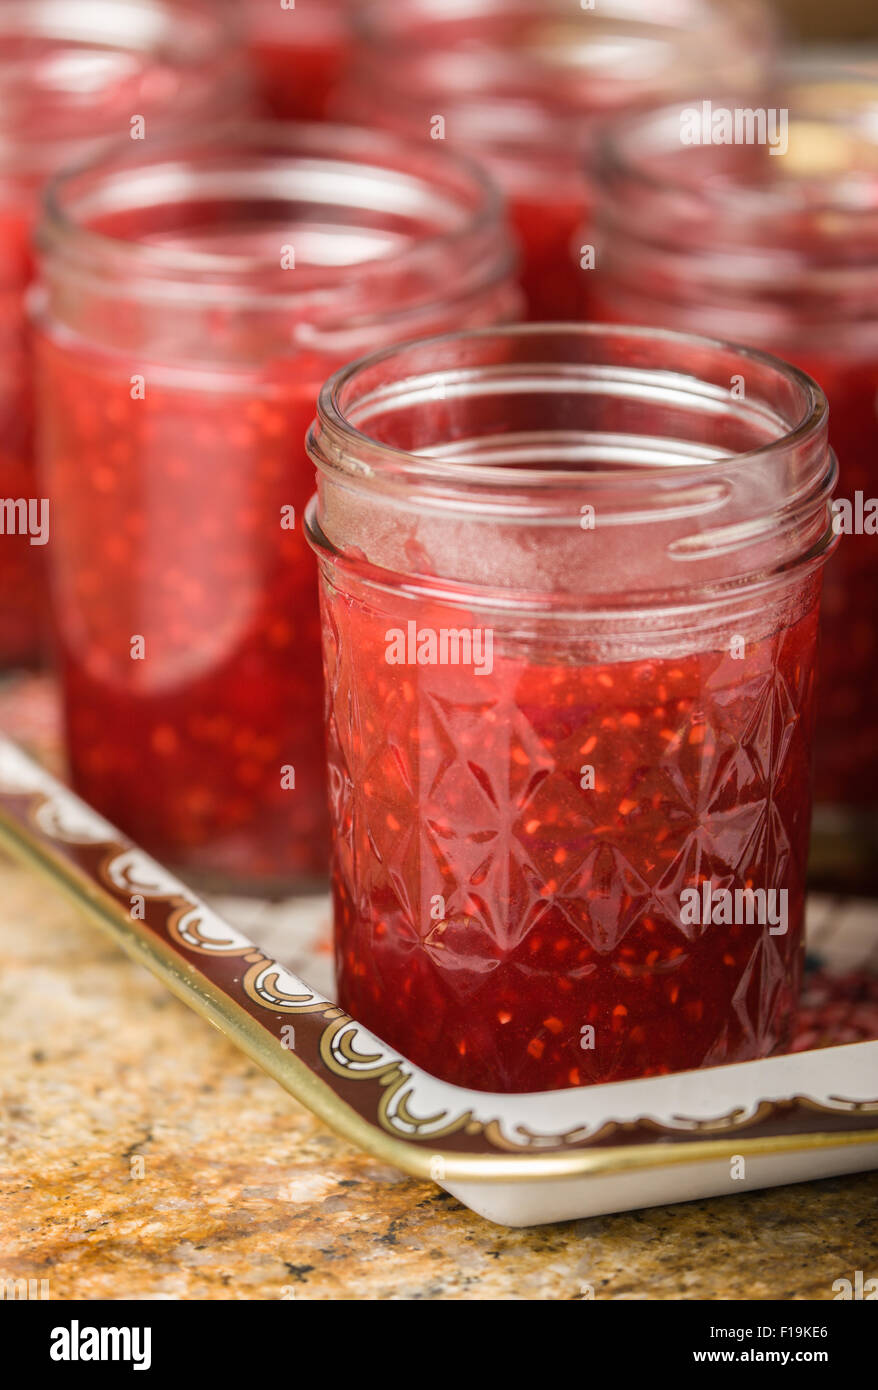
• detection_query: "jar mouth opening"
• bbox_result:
[39,121,512,314]
[0,0,235,173]
[309,324,834,610]
[311,322,827,495]
[598,65,878,243]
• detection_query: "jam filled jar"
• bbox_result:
[35,124,519,892]
[306,325,836,1093]
[589,69,878,891]
[244,0,353,121]
[336,0,775,320]
[0,0,244,669]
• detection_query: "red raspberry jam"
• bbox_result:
[35,126,519,891]
[36,351,329,883]
[336,0,775,319]
[307,325,836,1092]
[245,0,352,120]
[590,69,878,886]
[0,205,37,665]
[0,0,245,669]
[321,589,819,1091]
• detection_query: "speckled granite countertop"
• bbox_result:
[1,856,876,1301]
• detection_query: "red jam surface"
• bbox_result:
[0,204,42,665]
[508,190,590,321]
[37,339,330,886]
[246,0,350,120]
[323,583,819,1092]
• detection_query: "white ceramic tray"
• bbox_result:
[0,734,875,1227]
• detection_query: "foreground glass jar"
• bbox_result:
[0,0,245,669]
[245,0,353,120]
[35,125,519,892]
[590,68,878,891]
[337,0,775,320]
[306,324,836,1093]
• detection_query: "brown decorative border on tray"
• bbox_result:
[0,734,876,1184]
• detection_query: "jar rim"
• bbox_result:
[310,320,827,492]
[598,61,878,236]
[307,322,836,612]
[0,0,224,38]
[0,0,239,177]
[38,120,513,318]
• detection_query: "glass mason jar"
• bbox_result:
[34,124,520,893]
[0,0,245,669]
[336,0,776,320]
[589,68,878,892]
[306,324,836,1094]
[244,0,354,121]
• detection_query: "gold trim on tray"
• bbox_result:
[0,734,875,1186]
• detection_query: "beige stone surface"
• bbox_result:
[1,856,876,1301]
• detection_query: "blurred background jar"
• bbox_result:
[335,0,777,319]
[34,124,520,893]
[0,0,246,671]
[243,0,355,121]
[588,65,878,893]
